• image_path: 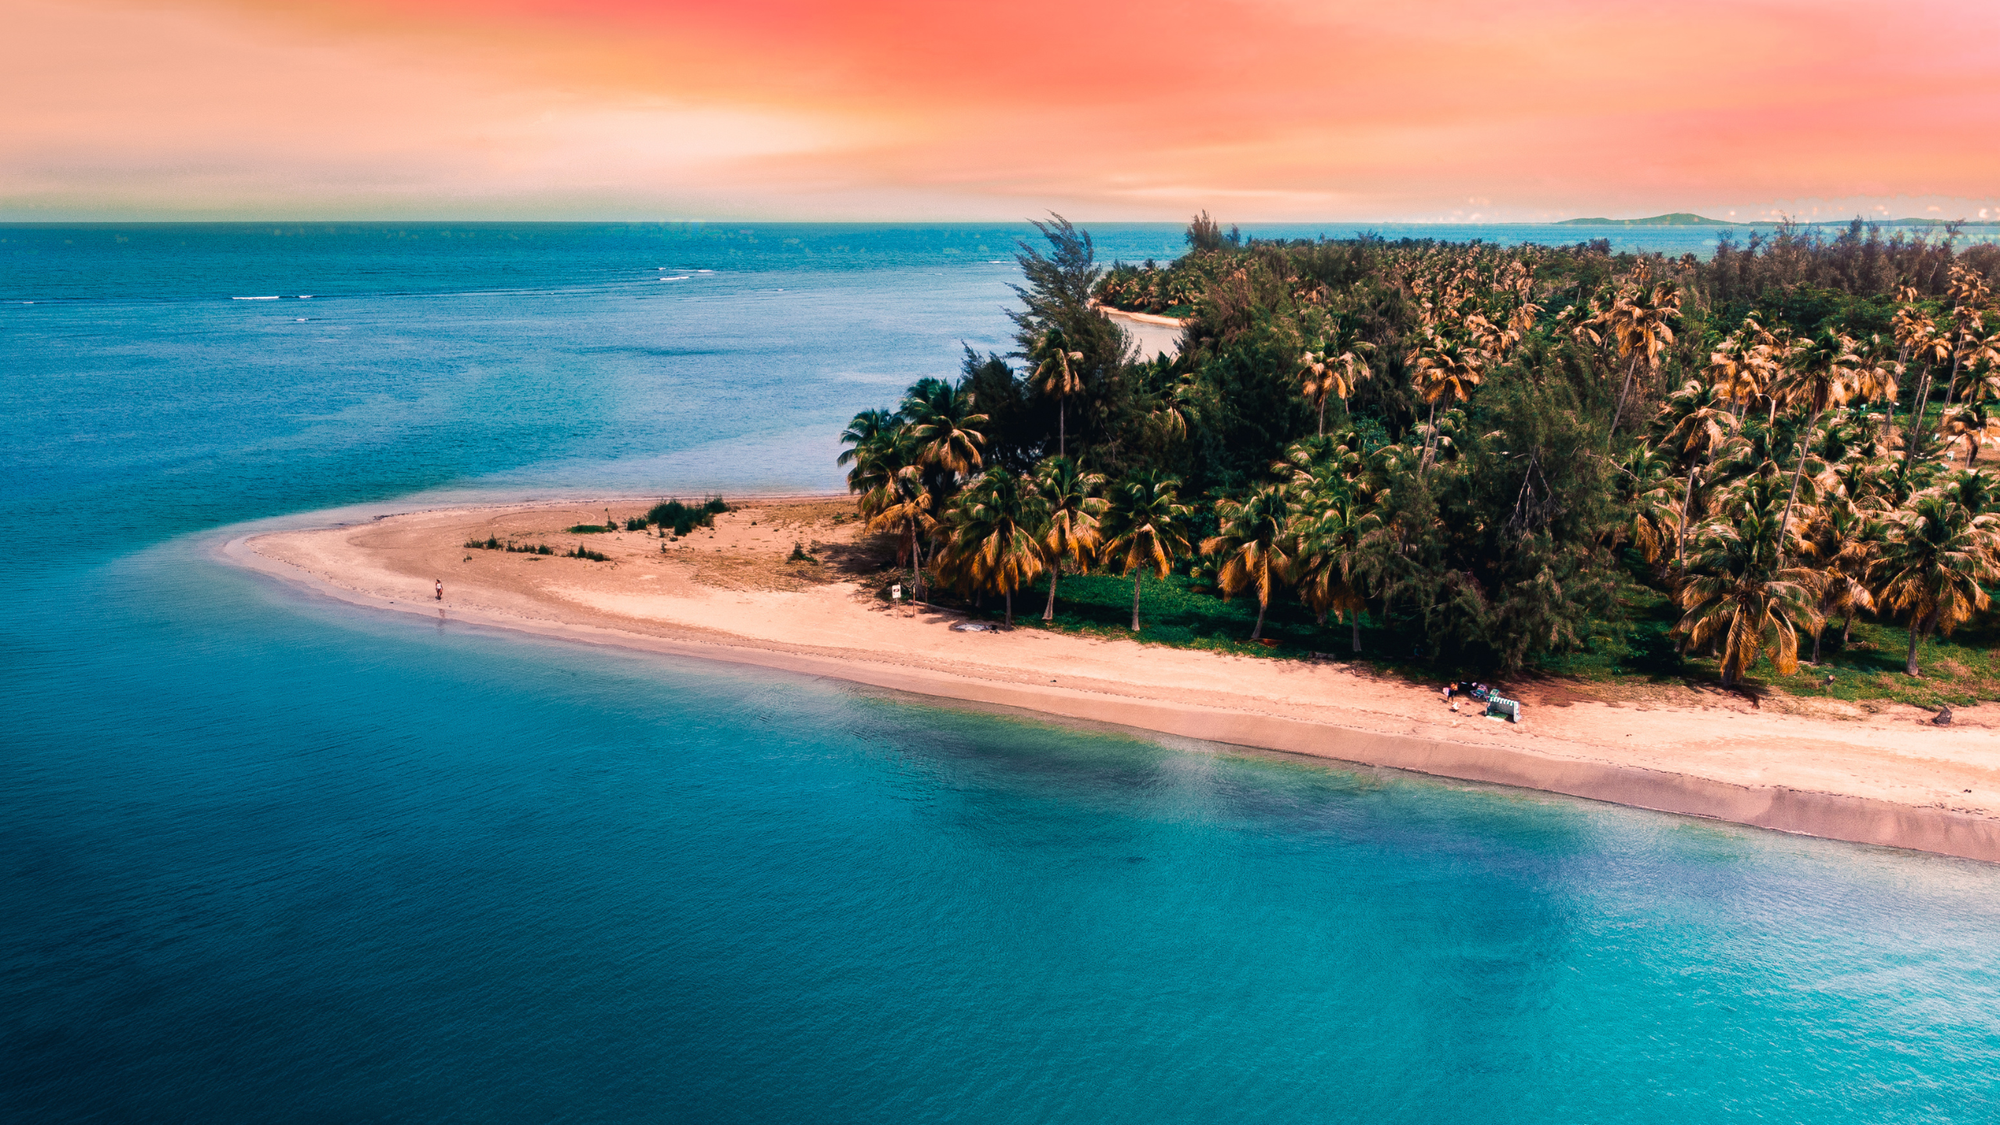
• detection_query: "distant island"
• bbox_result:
[1561,212,1998,228]
[1558,213,1729,227]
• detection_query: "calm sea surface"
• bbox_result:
[5,223,1999,1122]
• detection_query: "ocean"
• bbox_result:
[4,222,1999,1122]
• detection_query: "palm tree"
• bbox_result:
[1613,442,1682,567]
[1894,302,1946,467]
[1101,472,1193,632]
[1771,329,1858,564]
[1291,485,1373,651]
[1408,329,1485,468]
[940,468,1047,627]
[1871,493,1997,676]
[1032,456,1107,621]
[1656,380,1735,570]
[1201,484,1295,641]
[1707,314,1780,419]
[1030,329,1085,457]
[838,408,905,497]
[1813,517,1875,665]
[1296,321,1372,437]
[901,377,988,476]
[1675,483,1822,687]
[868,465,937,601]
[1608,280,1682,432]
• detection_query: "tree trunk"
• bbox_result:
[1676,463,1700,572]
[1130,570,1144,632]
[1317,396,1327,438]
[1351,615,1362,653]
[1775,410,1820,568]
[1811,626,1822,665]
[1903,371,1934,469]
[1058,398,1066,459]
[1042,564,1059,621]
[1613,353,1640,433]
[1841,610,1854,645]
[1906,620,1923,676]
[1251,596,1268,641]
[910,527,927,602]
[1004,588,1014,628]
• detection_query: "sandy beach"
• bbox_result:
[230,496,2000,864]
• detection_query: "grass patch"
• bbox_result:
[938,561,1992,709]
[465,536,555,555]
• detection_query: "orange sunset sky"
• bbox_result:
[7,0,2000,222]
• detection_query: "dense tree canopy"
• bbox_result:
[838,213,2000,684]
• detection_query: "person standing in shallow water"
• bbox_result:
[435,579,443,601]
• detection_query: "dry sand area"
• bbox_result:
[233,496,2000,863]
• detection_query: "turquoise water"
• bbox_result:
[5,224,2000,1121]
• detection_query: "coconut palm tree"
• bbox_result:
[1408,328,1485,468]
[1656,380,1736,570]
[1675,481,1822,688]
[1101,472,1193,632]
[901,377,988,477]
[868,465,938,601]
[1771,329,1858,564]
[838,408,905,497]
[1608,280,1682,432]
[940,468,1047,627]
[1032,456,1107,621]
[1201,484,1295,641]
[1613,441,1682,567]
[1296,320,1373,437]
[1707,314,1780,418]
[1291,485,1373,651]
[1872,493,1997,676]
[1030,329,1085,457]
[1798,499,1876,663]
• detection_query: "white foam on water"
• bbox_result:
[232,296,280,300]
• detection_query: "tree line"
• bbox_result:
[838,214,2000,683]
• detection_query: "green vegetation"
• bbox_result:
[465,536,555,555]
[646,497,729,537]
[565,545,610,562]
[837,213,2000,702]
[565,524,614,534]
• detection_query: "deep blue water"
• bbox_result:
[5,223,2000,1122]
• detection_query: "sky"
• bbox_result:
[7,0,2000,223]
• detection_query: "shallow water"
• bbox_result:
[5,224,2000,1121]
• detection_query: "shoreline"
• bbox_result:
[222,498,2000,865]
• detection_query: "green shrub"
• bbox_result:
[506,543,554,555]
[644,496,729,537]
[624,517,648,531]
[565,545,610,562]
[565,523,613,534]
[464,536,502,550]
